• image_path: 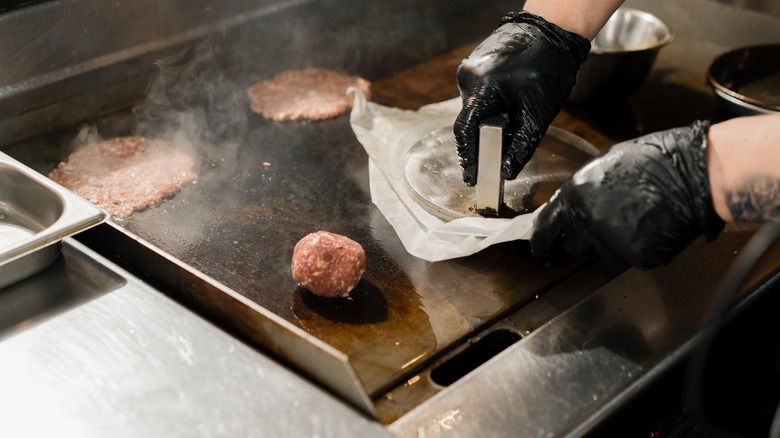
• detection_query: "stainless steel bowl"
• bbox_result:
[569,8,674,104]
[707,44,780,116]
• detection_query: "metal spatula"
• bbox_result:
[474,116,507,216]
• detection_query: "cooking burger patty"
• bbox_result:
[291,230,366,298]
[247,68,371,121]
[49,136,196,218]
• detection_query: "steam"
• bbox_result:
[64,33,255,202]
[68,124,104,150]
[131,37,250,164]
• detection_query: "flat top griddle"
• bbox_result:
[0,0,745,420]
[5,28,729,417]
[4,97,585,410]
[101,111,585,395]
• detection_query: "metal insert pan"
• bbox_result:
[0,152,106,289]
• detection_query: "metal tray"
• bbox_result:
[0,152,106,289]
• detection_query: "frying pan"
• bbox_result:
[707,44,780,116]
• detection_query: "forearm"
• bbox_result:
[523,0,625,39]
[707,114,780,223]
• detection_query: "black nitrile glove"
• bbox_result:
[454,11,591,186]
[530,121,726,269]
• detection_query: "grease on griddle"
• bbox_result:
[294,280,387,324]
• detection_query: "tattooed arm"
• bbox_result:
[708,114,780,223]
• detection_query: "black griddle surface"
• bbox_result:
[4,28,730,398]
[104,111,582,394]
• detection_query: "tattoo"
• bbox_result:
[726,176,780,222]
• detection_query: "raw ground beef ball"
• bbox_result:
[291,231,366,298]
[247,68,371,121]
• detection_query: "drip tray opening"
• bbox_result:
[430,329,522,387]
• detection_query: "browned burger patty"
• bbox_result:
[49,136,196,218]
[291,231,366,298]
[247,68,371,121]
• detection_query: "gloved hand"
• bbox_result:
[530,121,726,269]
[454,11,590,186]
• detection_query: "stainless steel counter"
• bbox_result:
[390,223,780,437]
[0,239,388,437]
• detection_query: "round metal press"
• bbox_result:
[404,126,599,222]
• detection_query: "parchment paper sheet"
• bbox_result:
[349,89,539,262]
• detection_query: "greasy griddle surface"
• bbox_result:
[113,113,582,395]
[106,31,726,395]
[6,31,728,399]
